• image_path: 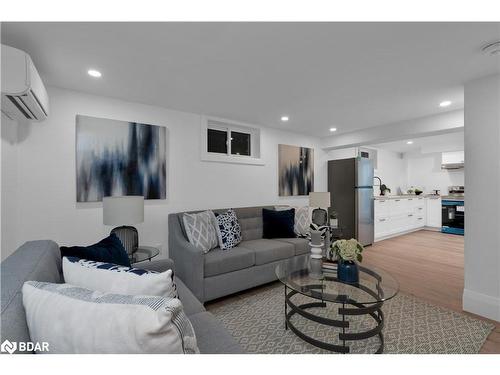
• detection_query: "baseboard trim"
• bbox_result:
[375,227,423,242]
[463,288,500,322]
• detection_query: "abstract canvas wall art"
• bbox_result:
[76,115,166,202]
[278,144,314,196]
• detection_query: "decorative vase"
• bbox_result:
[337,260,359,283]
[310,230,323,246]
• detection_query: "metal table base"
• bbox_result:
[284,284,385,354]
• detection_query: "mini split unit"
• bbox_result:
[1,44,49,121]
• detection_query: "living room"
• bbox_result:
[1,1,500,372]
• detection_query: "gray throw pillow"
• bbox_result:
[182,211,218,253]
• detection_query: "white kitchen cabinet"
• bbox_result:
[442,151,464,164]
[426,196,442,228]
[374,196,430,241]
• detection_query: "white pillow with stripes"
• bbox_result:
[62,256,177,299]
[22,281,199,354]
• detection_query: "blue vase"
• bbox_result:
[338,260,359,283]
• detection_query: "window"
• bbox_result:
[207,128,228,154]
[230,131,251,156]
[202,117,263,165]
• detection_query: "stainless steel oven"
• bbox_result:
[441,186,464,235]
[442,200,464,235]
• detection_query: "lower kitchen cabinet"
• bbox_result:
[426,196,442,228]
[374,196,435,241]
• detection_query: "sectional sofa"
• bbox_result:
[169,206,310,303]
[0,240,243,354]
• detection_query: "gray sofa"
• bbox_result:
[169,206,309,303]
[1,240,243,354]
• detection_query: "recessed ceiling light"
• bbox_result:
[329,127,337,132]
[439,100,451,107]
[407,140,414,145]
[281,116,289,122]
[87,69,102,78]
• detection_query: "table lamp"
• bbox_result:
[103,195,144,256]
[309,192,330,226]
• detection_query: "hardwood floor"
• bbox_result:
[364,230,500,353]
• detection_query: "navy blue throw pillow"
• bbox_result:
[60,233,131,267]
[262,208,296,239]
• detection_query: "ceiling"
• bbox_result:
[2,22,499,137]
[372,130,464,154]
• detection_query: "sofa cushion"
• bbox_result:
[240,239,295,265]
[204,247,255,277]
[275,237,310,256]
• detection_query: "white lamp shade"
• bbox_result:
[309,192,331,208]
[103,196,144,226]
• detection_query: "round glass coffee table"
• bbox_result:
[275,257,399,354]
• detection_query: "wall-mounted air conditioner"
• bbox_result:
[1,44,49,121]
[441,151,464,170]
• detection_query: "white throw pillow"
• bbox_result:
[22,281,199,354]
[62,257,177,298]
[182,211,218,253]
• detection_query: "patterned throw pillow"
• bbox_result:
[182,211,218,253]
[294,206,311,237]
[22,281,199,354]
[214,209,242,250]
[62,256,177,299]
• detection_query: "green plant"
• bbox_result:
[331,239,364,262]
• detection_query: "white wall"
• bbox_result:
[406,153,464,194]
[463,74,500,322]
[1,116,20,259]
[373,148,407,196]
[326,147,407,196]
[0,87,326,260]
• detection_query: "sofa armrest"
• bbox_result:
[168,213,205,302]
[138,258,175,273]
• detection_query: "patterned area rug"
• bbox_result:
[206,282,494,354]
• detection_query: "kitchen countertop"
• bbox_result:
[374,194,431,200]
[374,194,464,201]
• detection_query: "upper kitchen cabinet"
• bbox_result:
[441,151,464,170]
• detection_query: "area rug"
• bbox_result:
[206,282,494,354]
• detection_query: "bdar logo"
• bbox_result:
[1,340,17,354]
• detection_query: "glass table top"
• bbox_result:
[276,256,399,305]
[130,246,160,264]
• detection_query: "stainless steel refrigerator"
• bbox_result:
[327,158,374,246]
